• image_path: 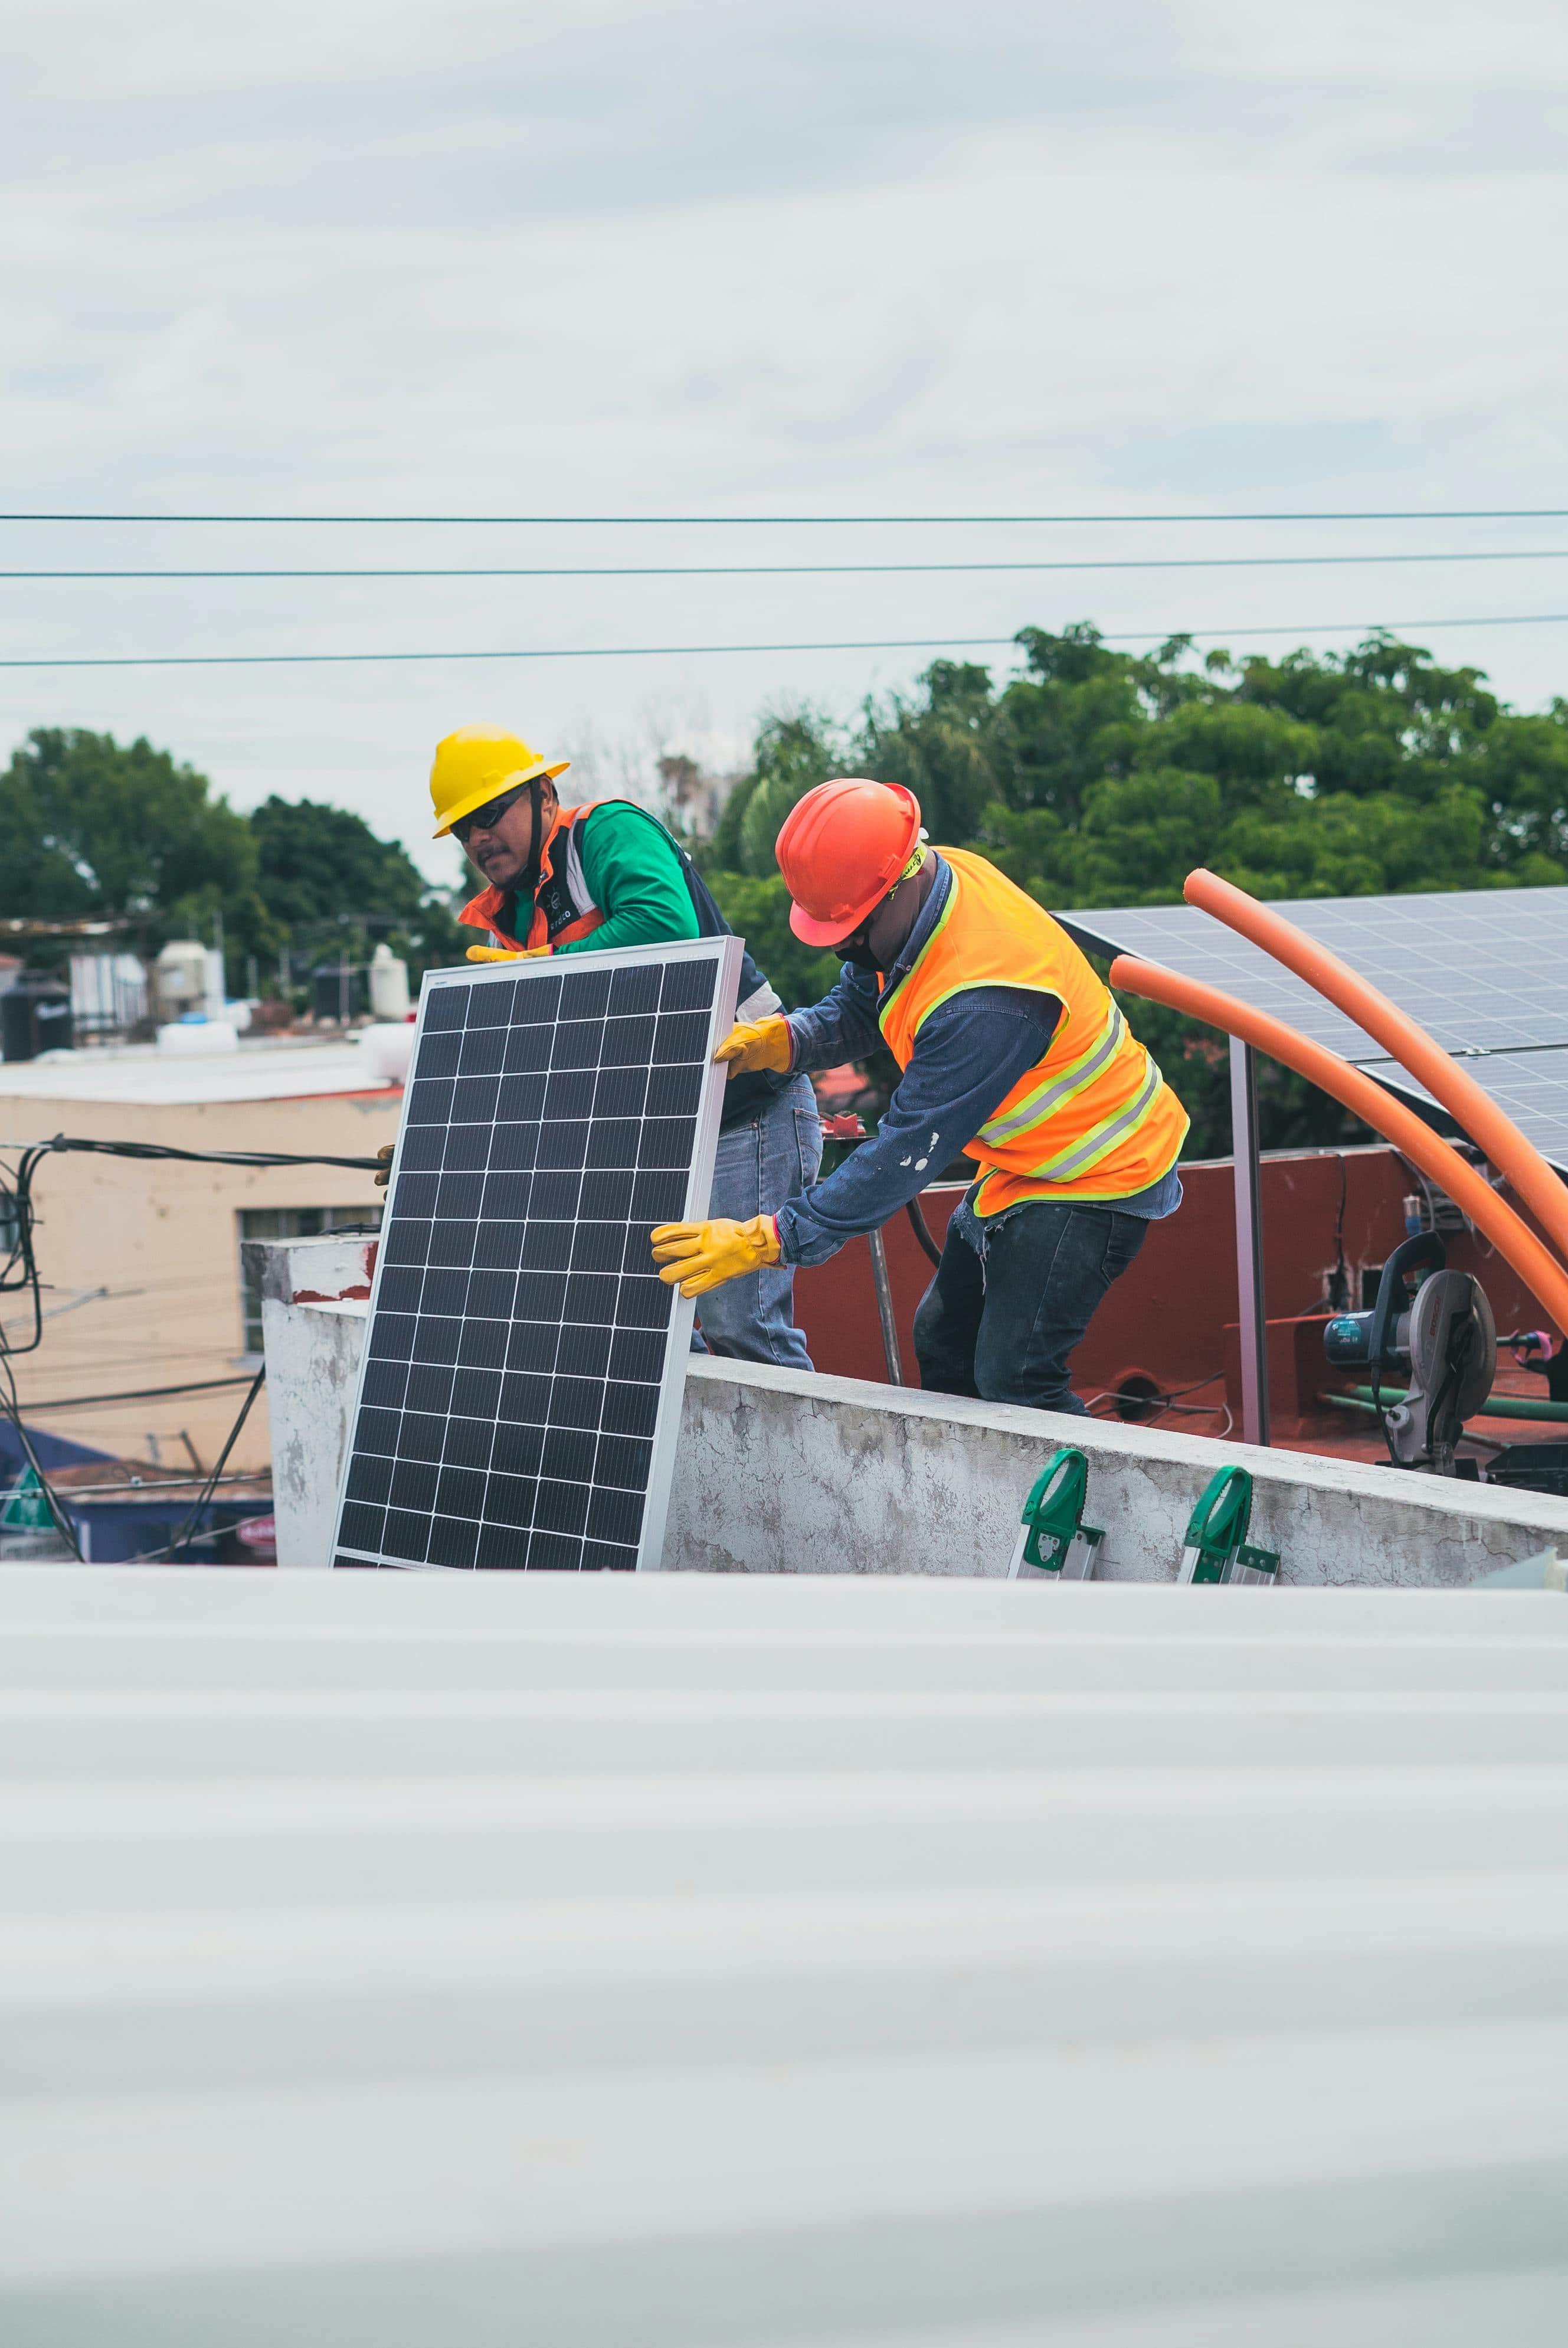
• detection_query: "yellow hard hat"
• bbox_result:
[429,725,570,838]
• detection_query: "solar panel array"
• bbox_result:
[332,938,740,1572]
[1055,885,1568,1177]
[1371,1050,1568,1179]
[1058,885,1568,1061]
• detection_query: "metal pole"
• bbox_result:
[1229,1036,1269,1447]
[866,1225,905,1385]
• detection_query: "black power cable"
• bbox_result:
[25,1135,381,1175]
[0,1133,381,1554]
[6,506,1568,524]
[0,1354,84,1560]
[163,1365,269,1567]
[11,547,1568,581]
[19,1374,263,1411]
[8,611,1568,672]
[905,1196,943,1268]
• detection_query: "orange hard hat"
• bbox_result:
[775,779,924,946]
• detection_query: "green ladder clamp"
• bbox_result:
[1176,1466,1281,1585]
[1009,1447,1104,1581]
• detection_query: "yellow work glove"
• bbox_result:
[650,1214,781,1297]
[466,943,552,963]
[713,1014,793,1079]
[374,1143,394,1191]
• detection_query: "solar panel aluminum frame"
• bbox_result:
[1056,887,1568,1065]
[1362,1056,1568,1181]
[329,933,743,1573]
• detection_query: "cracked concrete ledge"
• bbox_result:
[254,1238,1568,1583]
[668,1358,1568,1587]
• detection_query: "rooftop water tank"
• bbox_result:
[153,941,211,1023]
[1,978,73,1062]
[368,944,410,1021]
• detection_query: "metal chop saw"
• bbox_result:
[1324,1232,1496,1476]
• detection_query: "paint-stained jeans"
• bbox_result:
[913,1197,1149,1414]
[694,1072,821,1372]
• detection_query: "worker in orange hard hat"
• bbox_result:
[652,777,1189,1416]
[388,724,821,1369]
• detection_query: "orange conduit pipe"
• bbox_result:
[1110,953,1568,1335]
[1184,866,1568,1268]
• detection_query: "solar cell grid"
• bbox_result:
[1371,1047,1568,1178]
[332,939,740,1572]
[1055,885,1568,1179]
[1058,885,1568,1061]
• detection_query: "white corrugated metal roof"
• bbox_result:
[0,1037,397,1107]
[0,1568,1565,2342]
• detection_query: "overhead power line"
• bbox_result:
[4,613,1568,671]
[6,548,1568,582]
[3,507,1568,526]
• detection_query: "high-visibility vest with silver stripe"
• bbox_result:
[879,849,1189,1213]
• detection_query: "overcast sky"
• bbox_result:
[5,0,1568,882]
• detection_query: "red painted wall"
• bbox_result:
[787,1146,1554,1406]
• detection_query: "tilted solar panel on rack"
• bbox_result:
[1056,884,1568,1176]
[1371,1049,1568,1179]
[1058,885,1568,1062]
[331,938,739,1571]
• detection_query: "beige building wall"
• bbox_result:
[7,1088,399,1474]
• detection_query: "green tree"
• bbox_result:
[699,870,842,1013]
[856,660,1003,845]
[692,623,1568,1157]
[250,796,466,983]
[0,727,274,977]
[707,709,847,878]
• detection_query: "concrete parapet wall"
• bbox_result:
[246,1235,377,1572]
[670,1358,1568,1587]
[253,1237,1568,1584]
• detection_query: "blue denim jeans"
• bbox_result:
[913,1195,1149,1414]
[694,1071,821,1371]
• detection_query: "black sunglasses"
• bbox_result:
[452,779,532,846]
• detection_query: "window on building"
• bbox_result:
[238,1206,382,1355]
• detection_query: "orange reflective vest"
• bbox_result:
[459,802,606,952]
[880,849,1189,1215]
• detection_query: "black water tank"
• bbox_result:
[1,980,73,1062]
[311,963,366,1022]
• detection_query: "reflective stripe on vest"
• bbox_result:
[977,1002,1127,1149]
[876,846,1187,1206]
[1022,1053,1165,1182]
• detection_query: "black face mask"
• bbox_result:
[839,940,882,973]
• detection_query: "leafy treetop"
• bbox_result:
[695,624,1568,1153]
[0,730,463,987]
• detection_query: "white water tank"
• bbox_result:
[368,944,410,1021]
[153,941,209,1022]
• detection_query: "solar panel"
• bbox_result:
[1053,885,1568,1179]
[330,937,742,1572]
[1369,1048,1568,1179]
[1057,885,1568,1062]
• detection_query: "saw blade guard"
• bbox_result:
[1386,1270,1497,1473]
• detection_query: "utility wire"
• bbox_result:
[16,1374,263,1411]
[0,1355,84,1561]
[4,1135,382,1172]
[5,507,1568,525]
[6,614,1568,670]
[52,1473,269,1497]
[165,1364,267,1565]
[7,548,1568,581]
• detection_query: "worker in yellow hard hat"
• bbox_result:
[415,724,821,1369]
